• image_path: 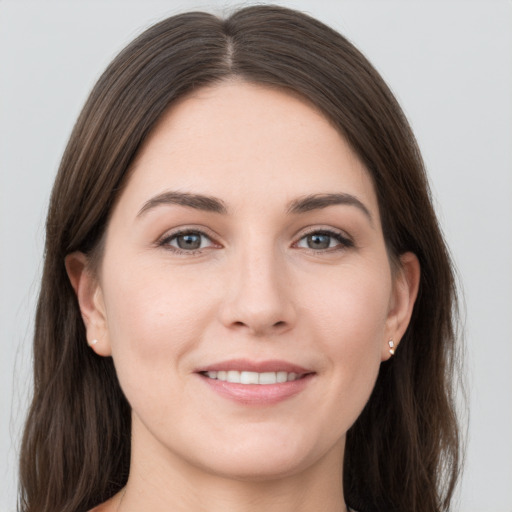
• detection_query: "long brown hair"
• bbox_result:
[19,6,462,512]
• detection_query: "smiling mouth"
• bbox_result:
[197,360,315,404]
[200,370,308,385]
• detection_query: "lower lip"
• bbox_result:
[199,374,314,405]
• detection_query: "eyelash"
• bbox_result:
[158,228,219,255]
[294,228,354,253]
[158,227,354,256]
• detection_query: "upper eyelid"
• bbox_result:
[158,225,219,243]
[294,225,352,241]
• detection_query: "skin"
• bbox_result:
[67,81,420,512]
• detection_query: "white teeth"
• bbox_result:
[227,370,241,383]
[258,372,277,385]
[240,371,259,384]
[276,371,288,383]
[204,370,303,384]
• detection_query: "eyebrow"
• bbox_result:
[137,190,372,224]
[137,191,228,217]
[287,193,373,224]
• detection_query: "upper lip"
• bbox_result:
[196,359,312,375]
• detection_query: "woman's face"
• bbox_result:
[74,81,417,481]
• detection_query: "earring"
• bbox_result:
[388,339,395,355]
[89,339,98,346]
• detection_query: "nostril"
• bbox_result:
[230,320,287,332]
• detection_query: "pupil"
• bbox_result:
[308,234,330,249]
[177,233,201,250]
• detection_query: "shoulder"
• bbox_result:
[88,504,108,512]
[87,492,121,512]
[87,503,110,512]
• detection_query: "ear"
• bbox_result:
[382,252,421,361]
[65,251,112,356]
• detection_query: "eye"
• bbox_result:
[160,230,215,253]
[295,230,353,251]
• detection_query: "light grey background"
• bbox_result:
[1,1,511,511]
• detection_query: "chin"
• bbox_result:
[184,426,332,482]
[200,453,310,482]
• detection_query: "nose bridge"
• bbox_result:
[219,234,296,336]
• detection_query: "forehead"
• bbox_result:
[116,80,379,219]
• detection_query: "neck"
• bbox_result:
[118,417,348,512]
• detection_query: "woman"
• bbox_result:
[18,5,462,512]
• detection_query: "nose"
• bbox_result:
[217,246,297,337]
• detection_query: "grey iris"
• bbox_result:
[177,233,202,250]
[308,233,330,249]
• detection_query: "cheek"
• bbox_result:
[303,262,391,404]
[305,259,391,344]
[100,260,221,427]
[101,258,215,381]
